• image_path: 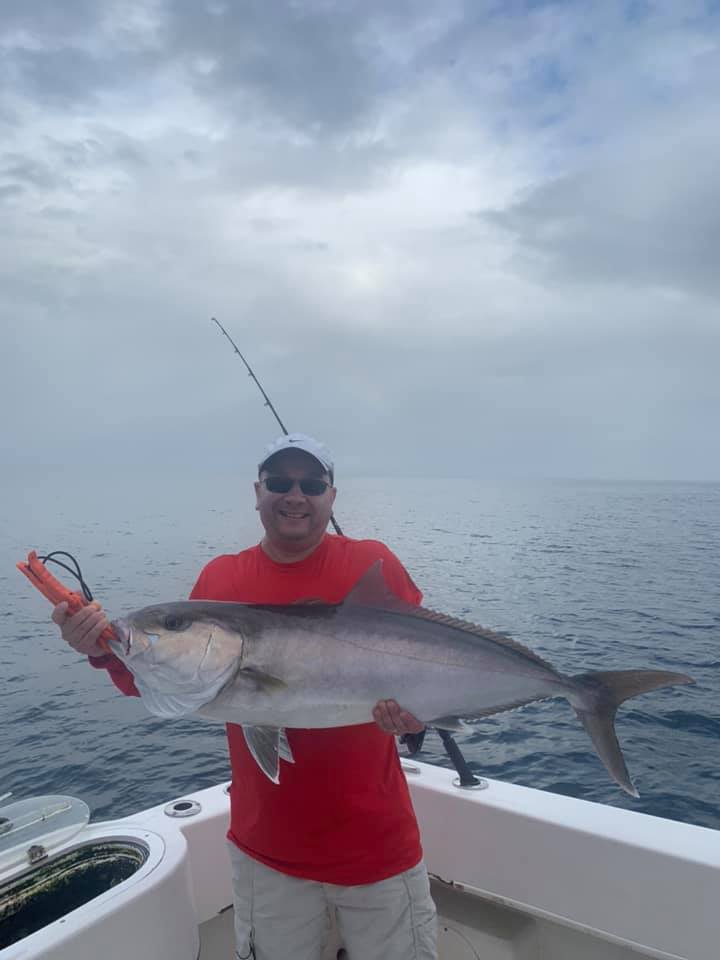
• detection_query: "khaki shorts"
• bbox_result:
[228,842,437,960]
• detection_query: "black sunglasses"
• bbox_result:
[262,476,330,496]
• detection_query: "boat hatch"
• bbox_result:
[0,839,149,950]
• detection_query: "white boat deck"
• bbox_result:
[190,759,720,960]
[4,759,720,960]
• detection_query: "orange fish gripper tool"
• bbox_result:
[16,550,115,653]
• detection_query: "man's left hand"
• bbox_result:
[372,699,425,736]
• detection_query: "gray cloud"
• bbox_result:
[44,132,149,174]
[164,0,417,133]
[0,183,24,200]
[0,0,100,39]
[2,152,66,189]
[8,47,135,106]
[484,110,720,297]
[1,0,719,482]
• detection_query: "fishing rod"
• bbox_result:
[211,317,481,787]
[211,317,343,536]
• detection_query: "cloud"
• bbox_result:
[485,102,720,297]
[0,0,100,46]
[0,182,24,200]
[164,0,391,132]
[2,151,68,188]
[1,0,719,481]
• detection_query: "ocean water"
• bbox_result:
[2,469,718,829]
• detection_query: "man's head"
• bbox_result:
[255,433,337,557]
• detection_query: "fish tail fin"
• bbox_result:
[570,669,694,798]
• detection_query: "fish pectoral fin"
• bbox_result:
[239,667,287,691]
[278,729,295,764]
[428,715,465,732]
[242,726,293,783]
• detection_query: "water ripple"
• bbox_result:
[2,474,718,829]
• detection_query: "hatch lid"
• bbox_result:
[0,795,90,881]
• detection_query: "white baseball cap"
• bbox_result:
[258,433,334,481]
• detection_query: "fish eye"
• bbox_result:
[163,614,187,631]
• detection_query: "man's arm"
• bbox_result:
[52,601,140,698]
[52,559,221,697]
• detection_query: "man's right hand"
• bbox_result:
[52,601,111,658]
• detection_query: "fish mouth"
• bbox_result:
[109,618,132,657]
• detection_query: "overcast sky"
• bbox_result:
[2,0,719,480]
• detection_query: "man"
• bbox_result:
[52,433,438,960]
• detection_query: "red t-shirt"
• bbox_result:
[93,534,424,885]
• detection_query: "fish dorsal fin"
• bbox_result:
[346,562,554,671]
[343,560,414,612]
[408,607,558,671]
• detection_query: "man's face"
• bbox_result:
[254,449,337,549]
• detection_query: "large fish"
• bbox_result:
[109,562,693,793]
